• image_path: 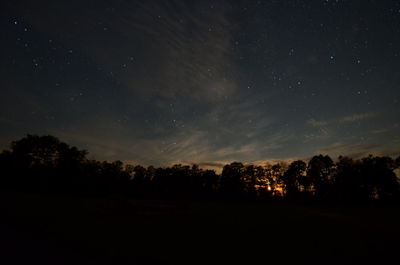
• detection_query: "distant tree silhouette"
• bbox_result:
[130,165,148,196]
[396,156,400,168]
[1,134,399,203]
[220,162,245,199]
[332,156,363,201]
[283,160,306,198]
[1,135,88,193]
[269,163,286,196]
[243,165,258,199]
[360,155,399,200]
[263,164,275,196]
[307,155,334,200]
[196,169,219,199]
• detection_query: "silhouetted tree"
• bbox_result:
[307,155,334,200]
[360,155,399,200]
[1,134,399,203]
[3,135,88,192]
[332,156,363,201]
[243,165,259,199]
[220,162,245,199]
[283,160,306,198]
[269,163,287,196]
[395,156,400,168]
[200,169,219,199]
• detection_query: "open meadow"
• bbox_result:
[1,192,399,265]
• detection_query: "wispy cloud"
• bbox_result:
[307,112,378,128]
[307,119,328,127]
[115,1,238,103]
[340,112,377,123]
[251,157,305,167]
[13,1,238,106]
[319,142,381,158]
[304,112,379,141]
[304,119,330,141]
[371,128,388,134]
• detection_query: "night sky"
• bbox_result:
[1,1,399,170]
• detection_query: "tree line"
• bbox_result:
[1,135,399,202]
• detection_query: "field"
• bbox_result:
[1,192,399,265]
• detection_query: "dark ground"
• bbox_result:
[1,192,399,265]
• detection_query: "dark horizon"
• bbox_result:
[1,132,399,173]
[1,0,399,169]
[1,134,399,203]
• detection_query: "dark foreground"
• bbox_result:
[1,192,399,265]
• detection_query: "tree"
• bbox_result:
[269,163,287,197]
[243,165,258,199]
[1,134,399,202]
[200,169,219,198]
[307,155,334,199]
[395,156,400,169]
[283,160,306,198]
[5,135,88,192]
[220,162,245,199]
[332,156,363,201]
[11,135,86,168]
[360,155,399,200]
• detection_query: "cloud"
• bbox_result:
[319,142,381,158]
[10,1,238,107]
[307,112,378,128]
[304,119,330,141]
[114,1,239,103]
[371,128,388,134]
[307,119,328,127]
[193,161,227,168]
[304,112,379,141]
[340,112,377,123]
[251,157,304,167]
[304,129,329,141]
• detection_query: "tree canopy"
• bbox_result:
[1,135,399,202]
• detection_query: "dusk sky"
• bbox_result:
[1,0,399,170]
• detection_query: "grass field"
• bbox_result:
[1,192,399,265]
